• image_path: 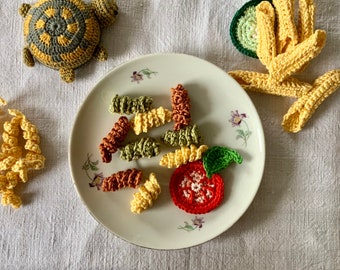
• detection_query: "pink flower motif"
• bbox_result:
[89,172,104,190]
[228,110,252,147]
[130,68,157,83]
[229,110,247,126]
[131,71,143,83]
[178,216,205,231]
[192,216,205,229]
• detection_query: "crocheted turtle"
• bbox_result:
[19,0,118,83]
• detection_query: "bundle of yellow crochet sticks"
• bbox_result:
[229,0,340,133]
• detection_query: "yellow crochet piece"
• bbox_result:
[228,70,312,98]
[130,173,161,214]
[130,106,172,135]
[229,0,340,133]
[298,0,315,43]
[159,144,208,168]
[273,0,298,53]
[0,98,45,208]
[282,70,340,132]
[0,97,6,108]
[256,1,276,67]
[1,190,22,209]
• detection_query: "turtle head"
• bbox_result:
[18,3,31,18]
[92,0,118,28]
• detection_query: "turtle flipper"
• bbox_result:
[92,0,119,28]
[19,4,31,18]
[93,45,108,61]
[59,68,75,83]
[23,47,35,67]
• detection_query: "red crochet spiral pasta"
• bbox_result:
[99,116,130,163]
[171,84,191,131]
[101,168,142,192]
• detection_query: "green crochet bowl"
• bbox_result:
[230,0,272,58]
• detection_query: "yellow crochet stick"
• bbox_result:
[256,1,276,68]
[298,0,315,42]
[273,0,298,53]
[282,70,340,132]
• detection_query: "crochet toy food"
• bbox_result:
[0,98,45,209]
[230,0,264,58]
[99,116,130,163]
[130,106,172,135]
[229,0,340,132]
[171,84,191,131]
[169,147,243,214]
[161,124,202,147]
[130,173,161,214]
[101,168,142,192]
[19,0,118,83]
[169,160,224,214]
[159,144,208,168]
[109,94,153,115]
[119,137,160,161]
[93,85,243,214]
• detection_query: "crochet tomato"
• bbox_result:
[169,160,224,214]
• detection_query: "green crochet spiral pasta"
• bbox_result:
[109,94,153,115]
[119,137,160,161]
[161,124,202,147]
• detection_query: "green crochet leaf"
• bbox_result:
[230,0,273,58]
[203,146,243,178]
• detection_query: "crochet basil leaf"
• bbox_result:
[203,146,243,178]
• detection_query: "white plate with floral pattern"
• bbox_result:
[68,53,265,250]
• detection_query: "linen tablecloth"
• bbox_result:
[0,0,339,269]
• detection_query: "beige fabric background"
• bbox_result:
[0,0,339,269]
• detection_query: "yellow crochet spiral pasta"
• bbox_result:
[159,144,208,168]
[130,173,161,214]
[130,106,172,135]
[0,99,45,208]
[1,190,22,209]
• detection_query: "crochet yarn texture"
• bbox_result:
[159,144,208,168]
[202,146,243,178]
[171,84,191,131]
[169,161,224,214]
[19,0,118,83]
[109,94,153,115]
[0,99,45,209]
[119,137,160,161]
[229,0,340,132]
[130,173,161,214]
[161,124,202,147]
[99,116,130,163]
[130,106,172,135]
[101,168,142,192]
[230,0,267,58]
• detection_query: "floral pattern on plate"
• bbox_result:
[178,216,205,232]
[130,68,157,83]
[229,110,252,147]
[82,153,103,190]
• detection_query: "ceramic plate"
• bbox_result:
[69,53,265,250]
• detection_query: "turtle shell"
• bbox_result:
[23,0,100,70]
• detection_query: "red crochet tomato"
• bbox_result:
[169,160,224,214]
